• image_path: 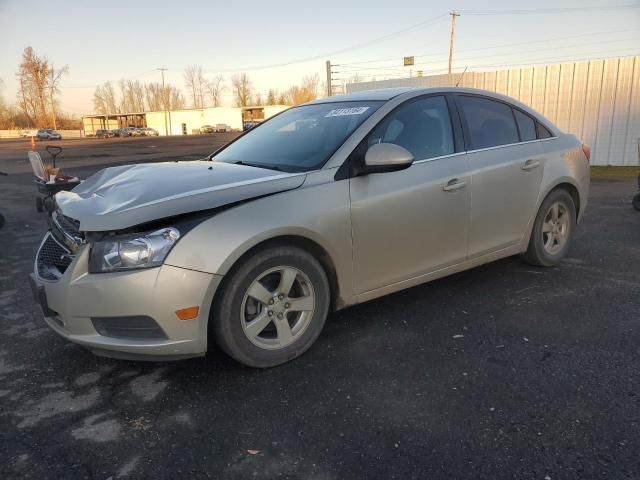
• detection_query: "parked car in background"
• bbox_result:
[200,125,214,134]
[119,127,137,137]
[36,129,62,140]
[243,120,261,131]
[94,129,114,138]
[143,127,159,136]
[30,87,590,367]
[131,128,146,137]
[21,129,38,138]
[215,124,231,133]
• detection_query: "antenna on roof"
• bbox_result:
[455,66,468,87]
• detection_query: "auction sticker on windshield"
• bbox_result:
[324,107,370,117]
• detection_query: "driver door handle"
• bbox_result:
[443,178,467,192]
[522,159,541,171]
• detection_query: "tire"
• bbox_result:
[633,193,640,211]
[212,245,330,368]
[522,189,576,267]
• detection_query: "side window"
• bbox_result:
[457,96,519,149]
[368,96,454,161]
[537,122,553,139]
[513,109,537,141]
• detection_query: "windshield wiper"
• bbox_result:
[233,160,284,172]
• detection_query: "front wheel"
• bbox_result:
[212,246,330,368]
[522,189,576,267]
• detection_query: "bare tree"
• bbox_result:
[16,47,51,126]
[93,81,117,114]
[284,74,320,105]
[48,63,69,129]
[266,89,277,105]
[231,73,252,107]
[0,78,15,129]
[184,64,205,108]
[144,82,164,111]
[169,87,185,110]
[206,74,225,107]
[254,92,264,106]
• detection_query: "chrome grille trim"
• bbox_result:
[51,211,83,252]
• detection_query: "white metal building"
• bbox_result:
[346,56,640,166]
[82,105,289,137]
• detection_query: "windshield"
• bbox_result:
[212,101,383,172]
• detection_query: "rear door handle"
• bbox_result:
[522,159,541,171]
[443,178,467,192]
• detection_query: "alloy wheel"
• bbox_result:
[241,266,316,350]
[542,201,570,255]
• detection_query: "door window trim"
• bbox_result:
[452,93,557,154]
[337,93,463,179]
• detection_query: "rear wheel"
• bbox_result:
[212,246,330,368]
[522,189,576,267]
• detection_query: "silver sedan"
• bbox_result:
[31,87,590,367]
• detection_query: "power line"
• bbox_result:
[162,14,448,74]
[59,69,157,89]
[339,51,640,83]
[333,37,636,78]
[334,28,638,67]
[459,4,639,15]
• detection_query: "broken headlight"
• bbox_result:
[89,227,180,273]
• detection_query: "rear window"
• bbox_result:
[513,109,537,141]
[457,96,519,149]
[537,123,553,139]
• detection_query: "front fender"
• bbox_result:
[165,170,354,306]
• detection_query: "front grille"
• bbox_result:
[36,233,72,281]
[51,211,83,248]
[55,212,81,237]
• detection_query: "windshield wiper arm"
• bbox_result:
[233,160,283,172]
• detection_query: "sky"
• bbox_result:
[0,0,638,115]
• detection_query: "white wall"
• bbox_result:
[346,56,640,166]
[146,107,243,135]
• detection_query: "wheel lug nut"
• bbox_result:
[268,310,273,316]
[268,299,274,305]
[284,303,290,309]
[278,294,284,300]
[277,313,283,319]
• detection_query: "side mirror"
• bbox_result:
[363,143,414,174]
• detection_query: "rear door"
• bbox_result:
[455,95,544,258]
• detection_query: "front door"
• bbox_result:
[349,95,471,294]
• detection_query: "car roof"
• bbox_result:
[303,86,557,130]
[305,87,416,104]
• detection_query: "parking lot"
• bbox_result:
[1,136,639,479]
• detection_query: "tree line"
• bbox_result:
[0,47,78,129]
[0,47,325,128]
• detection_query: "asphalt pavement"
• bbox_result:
[0,136,639,479]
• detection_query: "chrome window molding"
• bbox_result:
[462,136,558,155]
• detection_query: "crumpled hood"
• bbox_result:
[55,161,305,231]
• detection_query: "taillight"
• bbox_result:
[582,143,591,162]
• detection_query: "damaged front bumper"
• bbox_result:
[31,231,222,361]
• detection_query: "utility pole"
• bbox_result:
[49,63,57,130]
[326,60,332,97]
[158,68,169,136]
[448,11,460,76]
